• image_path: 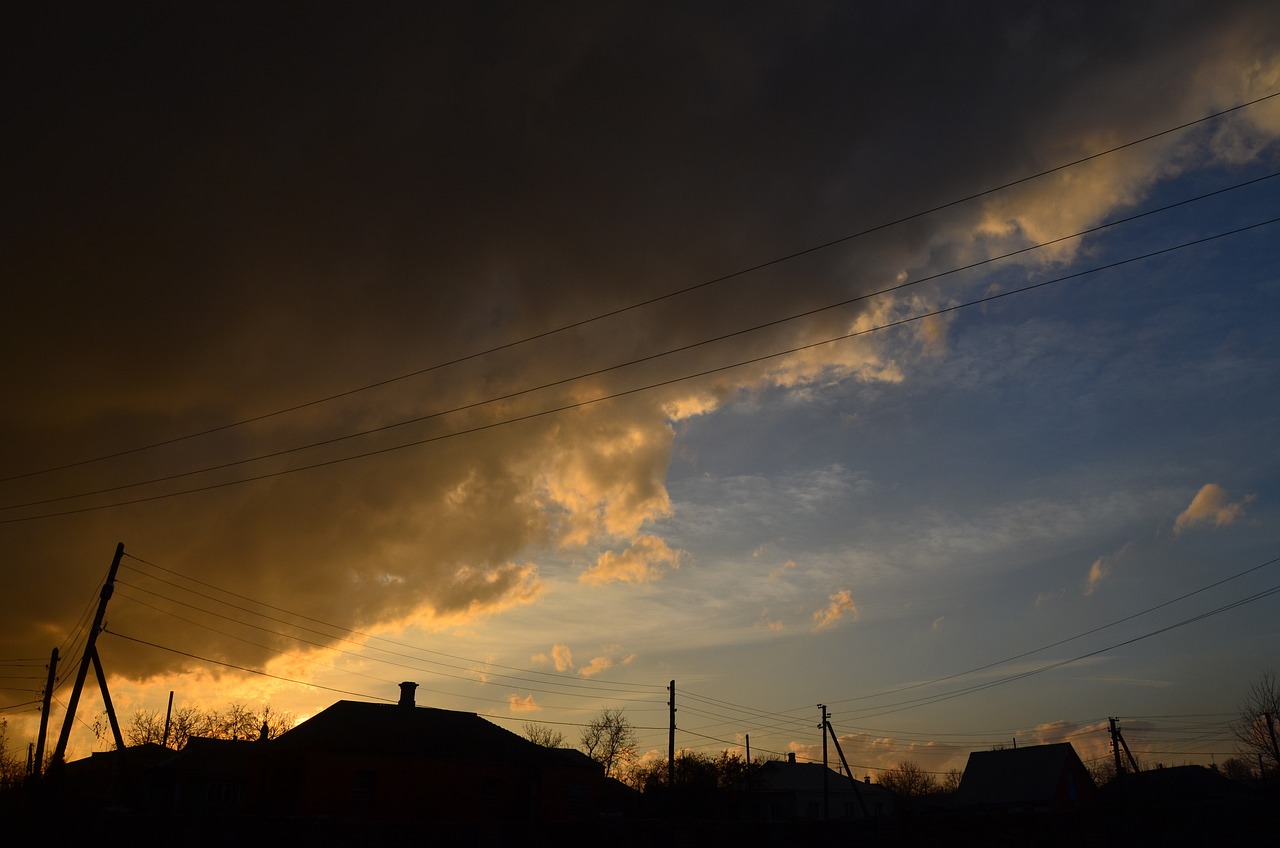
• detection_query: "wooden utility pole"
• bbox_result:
[1109,717,1124,777]
[51,542,125,767]
[819,704,829,820]
[667,680,676,791]
[1108,716,1140,777]
[162,690,174,749]
[33,647,58,777]
[824,718,870,818]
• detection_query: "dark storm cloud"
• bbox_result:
[3,2,1277,680]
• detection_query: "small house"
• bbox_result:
[953,742,1097,812]
[747,755,894,821]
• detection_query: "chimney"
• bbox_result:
[787,752,796,764]
[398,681,418,708]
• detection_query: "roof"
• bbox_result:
[953,742,1093,808]
[270,700,586,768]
[752,760,893,800]
[62,742,175,775]
[1101,764,1249,802]
[153,736,264,775]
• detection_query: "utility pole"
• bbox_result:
[162,691,175,749]
[33,647,58,778]
[1108,716,1140,777]
[1109,717,1124,778]
[824,718,870,819]
[667,680,676,792]
[52,543,126,767]
[819,704,829,820]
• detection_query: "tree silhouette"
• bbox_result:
[123,702,295,750]
[523,722,566,748]
[877,760,936,809]
[0,719,25,789]
[1233,671,1280,776]
[579,707,637,779]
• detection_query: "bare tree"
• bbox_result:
[124,702,295,750]
[1233,671,1280,776]
[0,719,25,790]
[258,704,295,740]
[1086,757,1116,788]
[217,703,262,740]
[167,705,216,749]
[125,709,166,747]
[941,767,964,793]
[523,722,566,748]
[580,707,637,779]
[877,760,937,808]
[1220,757,1256,782]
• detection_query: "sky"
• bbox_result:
[3,2,1280,780]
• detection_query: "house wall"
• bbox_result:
[263,750,598,823]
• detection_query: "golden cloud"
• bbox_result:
[579,533,684,586]
[1085,557,1109,596]
[1173,483,1255,535]
[768,560,799,580]
[578,656,614,678]
[812,589,858,631]
[551,643,574,672]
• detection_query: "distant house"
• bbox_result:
[746,755,894,821]
[253,683,608,823]
[1100,763,1250,805]
[53,683,616,825]
[953,742,1097,812]
[146,736,265,815]
[55,742,173,812]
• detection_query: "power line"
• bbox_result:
[7,213,1277,525]
[841,582,1280,721]
[5,171,1276,517]
[102,629,396,704]
[676,563,1276,751]
[5,90,1275,486]
[111,581,663,706]
[827,554,1280,709]
[118,554,661,694]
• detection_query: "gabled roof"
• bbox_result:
[154,736,264,775]
[270,700,583,768]
[752,760,892,799]
[953,742,1093,808]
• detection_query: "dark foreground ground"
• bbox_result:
[3,794,1276,846]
